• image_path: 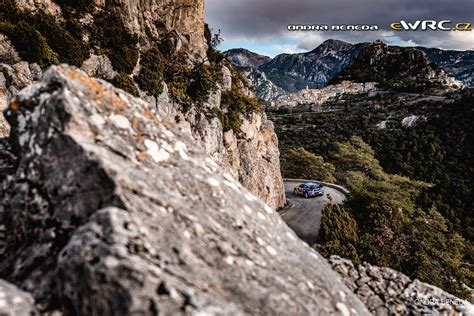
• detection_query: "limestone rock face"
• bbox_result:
[181,106,285,210]
[81,54,117,81]
[91,0,207,60]
[0,65,369,315]
[329,256,474,315]
[0,280,38,315]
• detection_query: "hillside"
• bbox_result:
[419,47,474,87]
[329,41,460,92]
[270,86,474,299]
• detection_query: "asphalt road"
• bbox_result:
[279,181,346,244]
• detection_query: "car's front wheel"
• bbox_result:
[304,192,308,198]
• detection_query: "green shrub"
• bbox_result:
[112,73,139,97]
[136,47,164,97]
[319,204,360,264]
[162,55,192,106]
[282,147,336,182]
[0,1,89,68]
[29,11,89,66]
[221,85,262,114]
[137,32,223,112]
[187,64,219,104]
[211,107,241,134]
[0,21,59,67]
[93,12,138,74]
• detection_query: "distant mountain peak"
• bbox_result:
[308,39,353,54]
[224,48,271,69]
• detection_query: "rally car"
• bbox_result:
[293,182,324,198]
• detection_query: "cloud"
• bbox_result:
[205,0,474,52]
[270,44,306,54]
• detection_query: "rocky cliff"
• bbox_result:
[0,65,369,315]
[0,0,285,209]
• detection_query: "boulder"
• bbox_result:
[0,279,38,315]
[0,65,369,315]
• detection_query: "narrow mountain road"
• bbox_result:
[279,180,346,244]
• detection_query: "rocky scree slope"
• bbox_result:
[0,0,285,209]
[329,256,474,315]
[0,65,370,315]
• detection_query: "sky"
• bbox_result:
[205,0,474,57]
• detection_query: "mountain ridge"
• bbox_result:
[225,39,474,100]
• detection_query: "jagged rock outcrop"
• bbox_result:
[241,67,287,101]
[0,65,370,315]
[0,279,38,315]
[329,256,474,315]
[92,0,207,60]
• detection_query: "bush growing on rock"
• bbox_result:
[0,1,89,68]
[136,47,165,98]
[112,73,139,97]
[137,33,223,111]
[0,21,59,67]
[318,204,360,265]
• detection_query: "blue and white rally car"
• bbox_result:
[293,182,324,198]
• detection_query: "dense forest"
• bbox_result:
[271,89,474,298]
